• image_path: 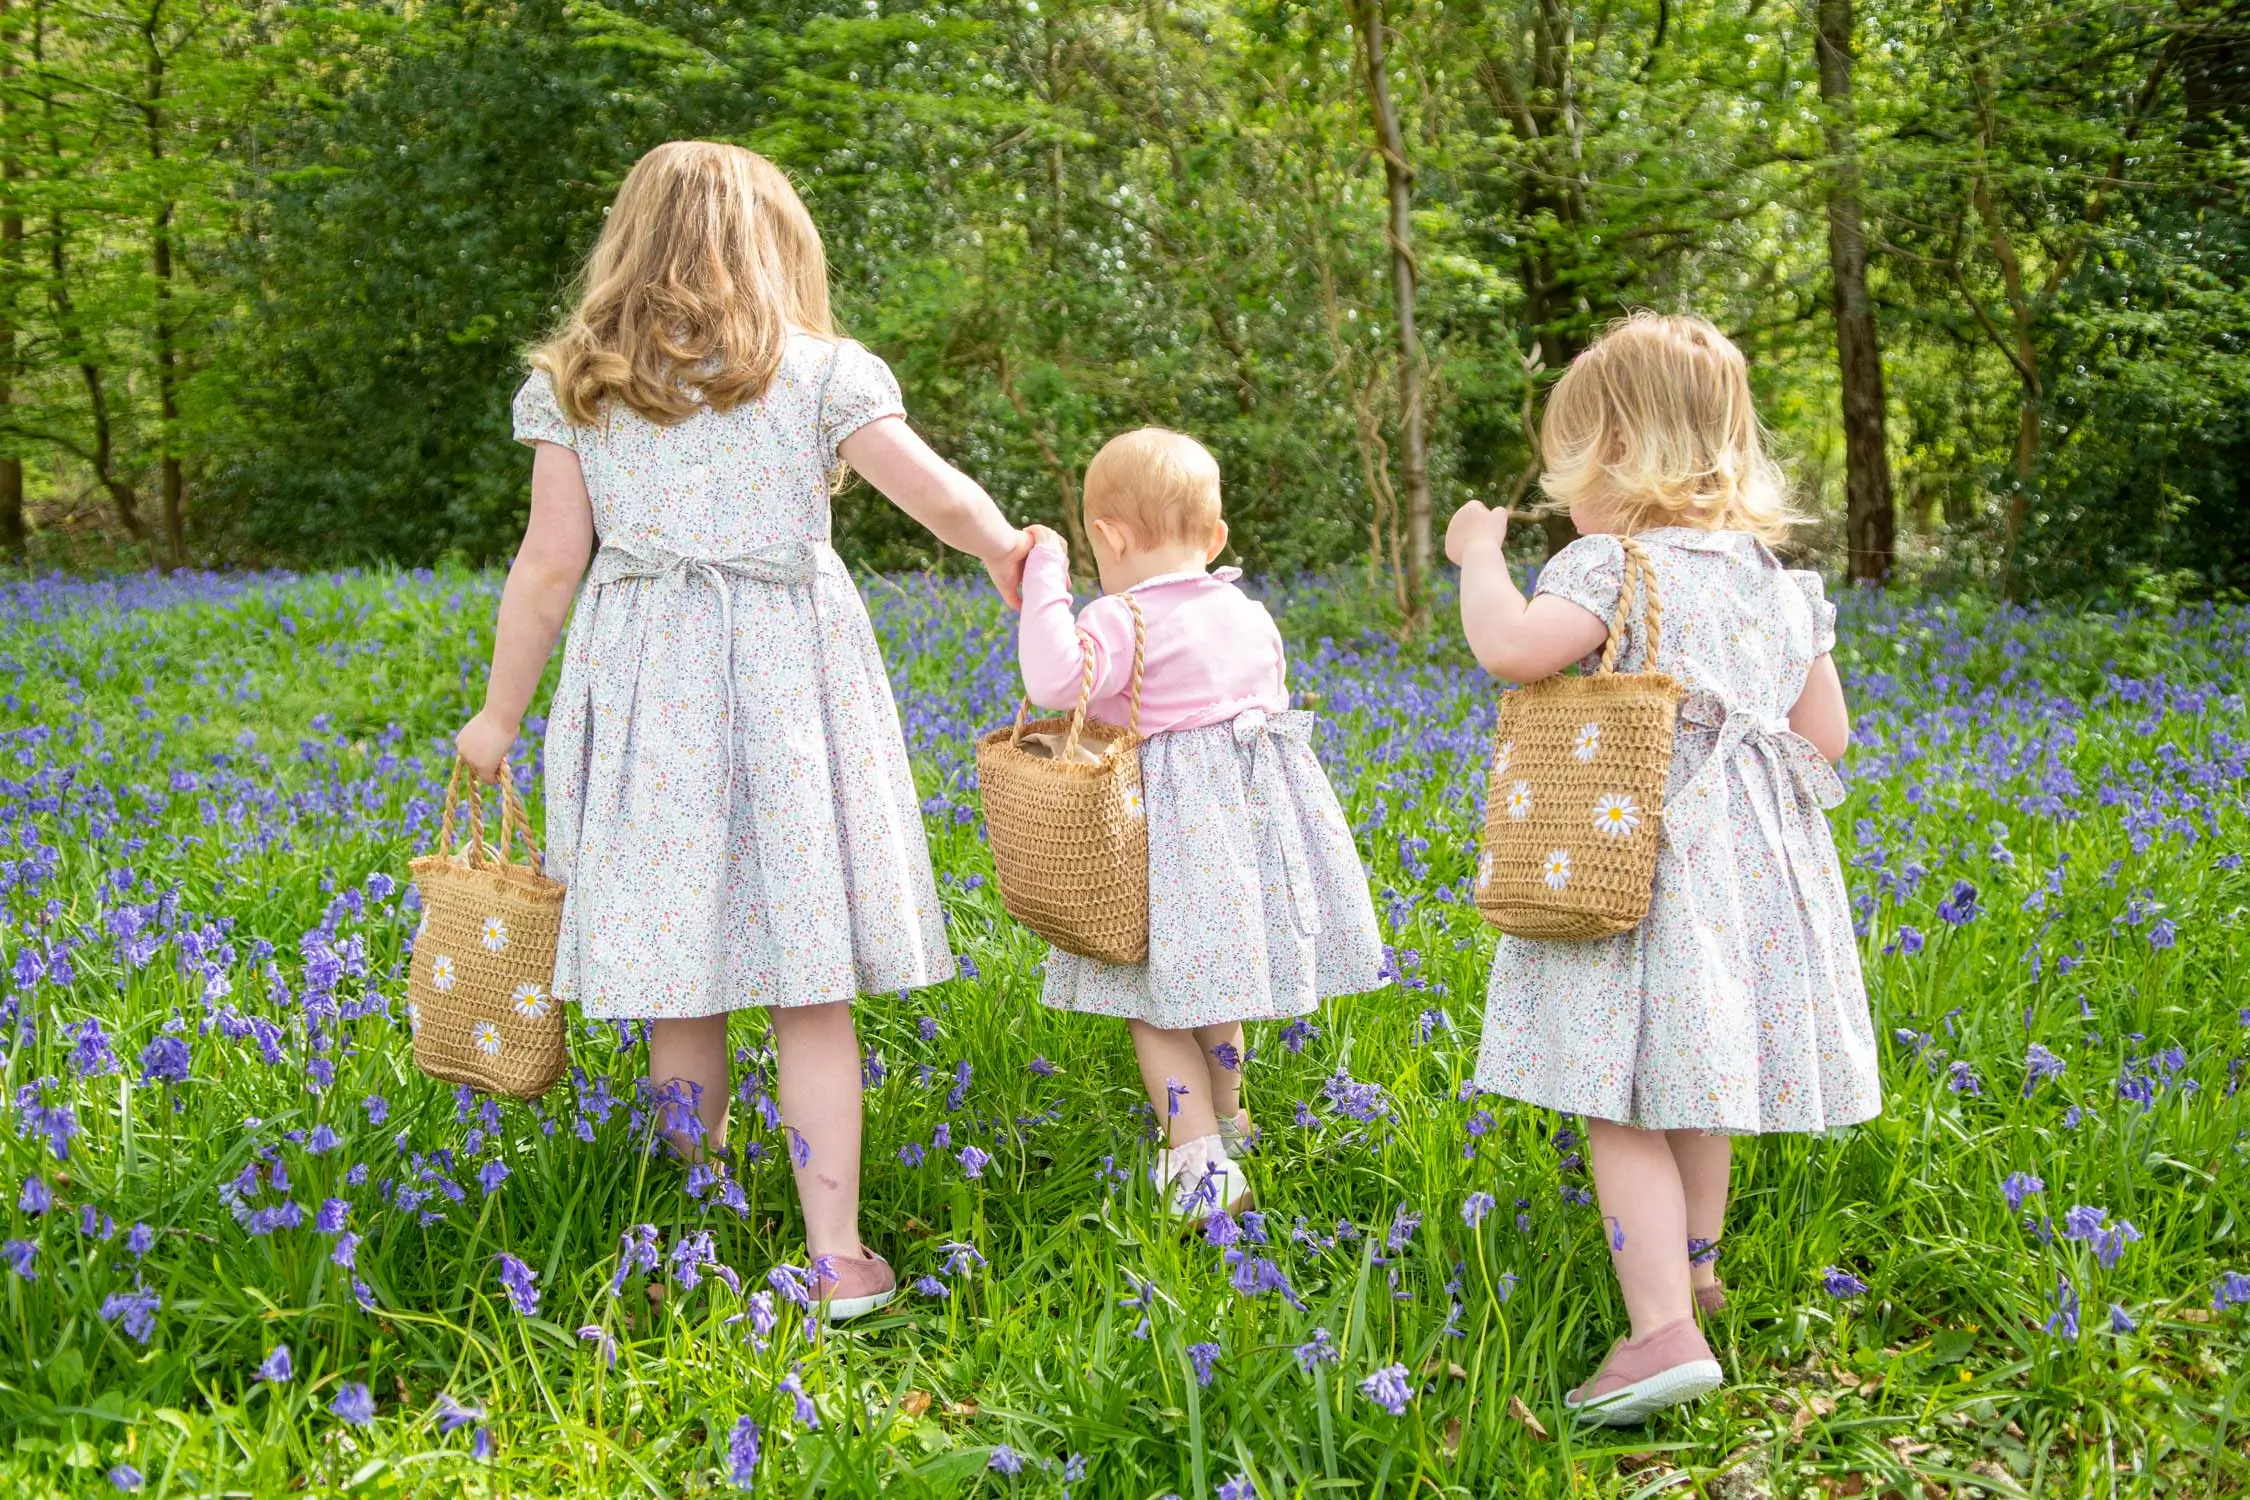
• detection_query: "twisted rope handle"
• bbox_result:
[436,757,545,874]
[1009,593,1148,757]
[1595,537,1665,675]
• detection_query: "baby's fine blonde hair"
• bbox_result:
[1084,428,1224,545]
[533,141,834,427]
[1538,311,1801,542]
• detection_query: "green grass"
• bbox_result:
[0,567,2246,1497]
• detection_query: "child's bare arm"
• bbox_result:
[1788,654,1850,761]
[456,442,596,780]
[840,417,1030,607]
[1448,502,1609,684]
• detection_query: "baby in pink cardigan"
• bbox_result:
[1014,428,1383,1221]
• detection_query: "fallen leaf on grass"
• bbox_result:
[1442,1417,1463,1456]
[1507,1394,1549,1441]
[1418,1356,1469,1381]
[899,1390,931,1419]
[2178,1307,2214,1324]
[943,1399,979,1419]
[1790,1394,1838,1439]
[1886,1436,1933,1458]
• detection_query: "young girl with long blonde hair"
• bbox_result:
[1449,312,1879,1421]
[454,141,1030,1318]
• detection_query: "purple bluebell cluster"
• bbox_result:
[0,569,2245,1491]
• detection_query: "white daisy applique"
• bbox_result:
[1492,740,1514,778]
[1574,723,1602,763]
[472,1020,503,1057]
[406,1001,422,1035]
[1477,851,1494,888]
[430,954,457,993]
[1592,793,1642,839]
[479,916,510,954]
[511,982,551,1019]
[1505,780,1534,820]
[1121,785,1145,821]
[1543,849,1573,890]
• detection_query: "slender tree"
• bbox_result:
[1816,0,1894,584]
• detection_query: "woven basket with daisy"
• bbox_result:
[404,761,568,1098]
[1475,537,1685,940]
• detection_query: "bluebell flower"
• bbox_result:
[988,1445,1025,1475]
[2109,1303,2136,1334]
[2023,1044,2066,1094]
[1217,1475,1255,1500]
[957,1144,992,1179]
[1028,1056,1057,1077]
[108,1465,142,1492]
[779,1368,819,1429]
[2212,1272,2250,1311]
[2044,1273,2080,1338]
[332,1381,376,1427]
[914,1275,948,1298]
[1358,1362,1413,1416]
[18,1176,52,1215]
[1187,1341,1221,1387]
[4,1239,35,1279]
[1293,1327,1339,1373]
[2001,1172,2044,1212]
[100,1284,161,1344]
[494,1253,541,1316]
[577,1325,618,1367]
[1821,1266,1868,1300]
[434,1392,485,1435]
[257,1344,293,1383]
[725,1416,761,1487]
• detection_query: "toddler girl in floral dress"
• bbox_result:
[453,141,1031,1319]
[1448,313,1879,1422]
[1016,429,1383,1219]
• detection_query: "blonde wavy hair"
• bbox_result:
[533,141,833,427]
[1537,311,1801,542]
[1084,428,1224,546]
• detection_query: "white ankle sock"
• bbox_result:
[1156,1132,1229,1188]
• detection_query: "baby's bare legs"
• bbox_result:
[1587,1117,1694,1340]
[1667,1129,1732,1294]
[648,1014,731,1156]
[1194,1022,1247,1128]
[1128,1019,1221,1147]
[769,1001,866,1263]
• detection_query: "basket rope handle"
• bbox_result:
[1008,592,1148,756]
[437,757,546,875]
[1595,537,1664,675]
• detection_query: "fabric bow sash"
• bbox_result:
[586,540,832,804]
[1666,696,1847,856]
[1232,708,1322,937]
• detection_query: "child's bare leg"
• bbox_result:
[1193,1022,1246,1124]
[1667,1129,1732,1292]
[769,1001,865,1262]
[648,1014,731,1157]
[1128,1019,1222,1147]
[1587,1117,1694,1340]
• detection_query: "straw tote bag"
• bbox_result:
[405,761,569,1098]
[976,595,1150,964]
[1475,537,1686,940]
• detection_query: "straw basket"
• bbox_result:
[405,761,569,1098]
[1475,537,1686,940]
[976,596,1150,964]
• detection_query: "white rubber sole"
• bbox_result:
[820,1285,896,1322]
[1566,1358,1724,1426]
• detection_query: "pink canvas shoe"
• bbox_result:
[1564,1317,1724,1425]
[812,1248,896,1322]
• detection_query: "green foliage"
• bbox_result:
[0,1,2243,593]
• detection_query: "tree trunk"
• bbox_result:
[1816,0,1894,585]
[0,0,23,561]
[145,3,184,569]
[1353,0,1430,629]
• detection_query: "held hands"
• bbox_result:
[454,709,517,785]
[1024,523,1067,558]
[983,527,1035,611]
[1444,501,1512,566]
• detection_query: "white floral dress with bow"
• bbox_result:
[512,334,954,1019]
[1042,709,1386,1030]
[1473,529,1880,1134]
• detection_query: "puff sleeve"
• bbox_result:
[1789,569,1838,656]
[818,340,908,460]
[511,370,577,451]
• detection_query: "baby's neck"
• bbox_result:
[1101,545,1212,594]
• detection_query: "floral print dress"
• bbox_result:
[513,334,954,1019]
[1473,528,1881,1134]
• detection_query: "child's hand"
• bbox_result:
[1445,501,1511,565]
[455,710,518,784]
[983,528,1034,611]
[1025,523,1067,558]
